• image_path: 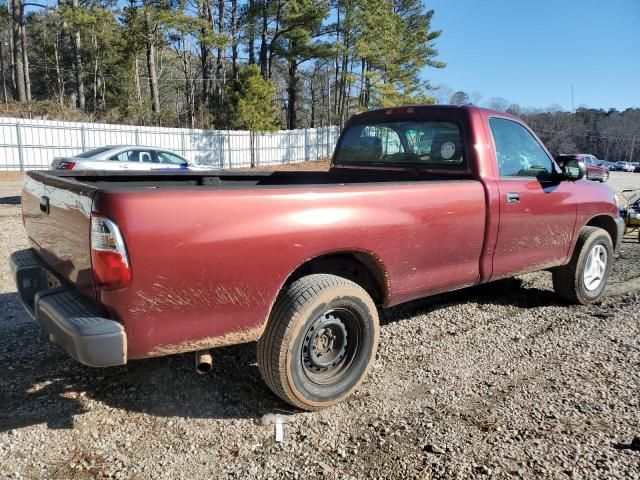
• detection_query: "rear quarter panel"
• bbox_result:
[94,181,486,359]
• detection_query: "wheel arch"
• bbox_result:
[281,250,390,307]
[585,215,618,249]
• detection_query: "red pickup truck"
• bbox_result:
[11,106,623,410]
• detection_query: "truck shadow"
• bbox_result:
[0,278,562,432]
[380,277,562,327]
[0,195,21,205]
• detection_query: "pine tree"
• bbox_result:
[231,64,279,166]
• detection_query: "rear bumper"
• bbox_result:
[614,216,625,253]
[10,248,126,367]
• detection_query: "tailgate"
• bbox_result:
[22,172,96,299]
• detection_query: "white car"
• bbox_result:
[51,146,211,171]
[614,161,635,172]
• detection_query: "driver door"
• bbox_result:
[489,117,577,278]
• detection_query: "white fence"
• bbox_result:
[0,117,340,171]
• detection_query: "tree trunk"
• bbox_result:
[267,0,282,79]
[287,48,297,129]
[179,43,195,129]
[134,55,142,104]
[146,40,160,114]
[199,0,213,114]
[143,7,160,115]
[250,130,255,168]
[333,4,340,117]
[259,0,267,76]
[337,51,348,125]
[93,30,98,110]
[359,58,365,108]
[310,76,315,128]
[0,41,7,103]
[20,13,30,101]
[231,0,238,85]
[53,31,64,104]
[10,0,26,102]
[71,0,85,110]
[247,0,255,65]
[215,0,224,103]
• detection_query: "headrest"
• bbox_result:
[358,136,382,160]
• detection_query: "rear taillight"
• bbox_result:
[57,161,76,170]
[91,214,131,290]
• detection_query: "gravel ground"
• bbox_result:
[0,171,639,479]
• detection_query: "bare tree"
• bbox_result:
[449,90,470,106]
[487,97,510,112]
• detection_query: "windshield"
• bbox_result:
[334,120,464,167]
[74,146,113,158]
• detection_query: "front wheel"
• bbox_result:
[552,227,613,304]
[257,274,380,410]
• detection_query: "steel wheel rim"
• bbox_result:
[583,244,608,291]
[301,308,361,385]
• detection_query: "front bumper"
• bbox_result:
[10,249,126,367]
[614,216,625,252]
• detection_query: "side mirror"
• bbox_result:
[560,159,586,181]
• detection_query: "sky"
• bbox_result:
[423,0,640,111]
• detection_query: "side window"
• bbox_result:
[110,150,136,162]
[489,117,554,178]
[137,150,153,163]
[157,151,187,165]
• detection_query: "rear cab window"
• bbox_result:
[333,120,465,169]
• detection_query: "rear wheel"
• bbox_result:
[257,274,379,410]
[552,227,613,304]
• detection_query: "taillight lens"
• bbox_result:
[91,215,131,290]
[57,161,76,170]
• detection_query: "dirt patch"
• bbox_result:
[0,172,25,182]
[239,159,331,172]
[149,324,265,357]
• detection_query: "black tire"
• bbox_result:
[257,274,379,410]
[552,226,614,305]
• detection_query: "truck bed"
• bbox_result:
[44,167,474,190]
[22,168,487,359]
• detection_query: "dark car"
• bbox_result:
[557,154,609,182]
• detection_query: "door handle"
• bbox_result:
[506,192,520,204]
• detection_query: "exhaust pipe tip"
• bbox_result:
[195,350,213,375]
